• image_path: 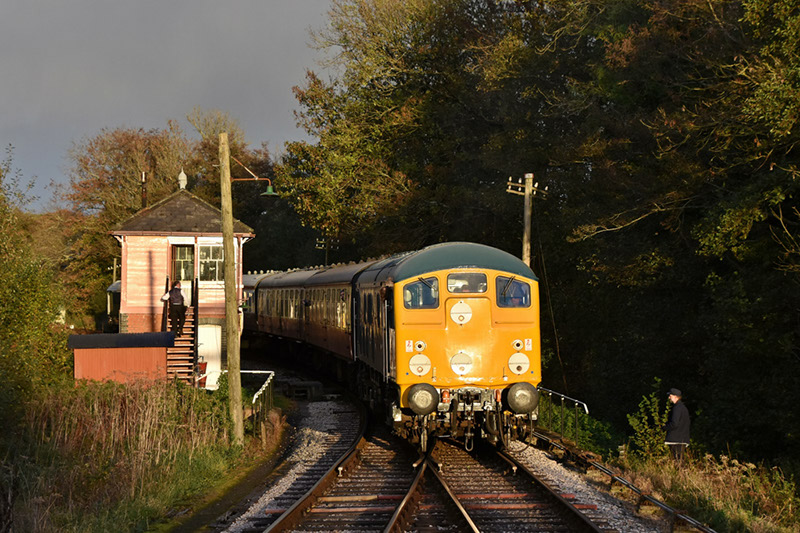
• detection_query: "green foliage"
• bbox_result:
[0,148,71,428]
[272,0,800,468]
[276,72,412,241]
[537,393,620,457]
[626,379,669,460]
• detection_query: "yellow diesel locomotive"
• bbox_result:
[251,242,541,450]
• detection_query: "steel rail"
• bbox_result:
[264,401,368,532]
[424,457,482,533]
[496,448,605,532]
[431,438,602,532]
[382,453,428,533]
[532,429,718,533]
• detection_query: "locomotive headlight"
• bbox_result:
[506,382,539,414]
[508,353,530,375]
[450,352,473,376]
[407,383,439,416]
[512,339,524,351]
[409,353,432,376]
[414,340,426,352]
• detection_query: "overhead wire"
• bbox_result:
[531,189,569,394]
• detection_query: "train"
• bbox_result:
[243,242,541,450]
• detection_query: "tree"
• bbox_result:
[278,70,412,245]
[0,147,70,427]
[280,0,800,464]
[186,107,251,206]
[64,123,191,322]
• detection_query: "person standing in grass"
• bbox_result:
[663,387,690,462]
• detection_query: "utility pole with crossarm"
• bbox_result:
[505,172,548,267]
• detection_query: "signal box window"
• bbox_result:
[200,245,224,281]
[447,273,487,293]
[496,276,531,308]
[404,277,439,309]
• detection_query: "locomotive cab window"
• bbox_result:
[447,273,487,293]
[403,277,439,309]
[496,276,531,308]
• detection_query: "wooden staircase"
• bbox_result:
[167,306,196,384]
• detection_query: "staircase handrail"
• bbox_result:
[192,276,200,386]
[161,276,170,332]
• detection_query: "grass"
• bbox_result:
[617,454,799,533]
[537,391,799,532]
[1,378,286,532]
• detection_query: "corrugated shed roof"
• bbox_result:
[111,189,254,235]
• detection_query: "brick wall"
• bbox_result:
[120,312,162,333]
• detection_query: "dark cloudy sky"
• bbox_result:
[1,1,332,210]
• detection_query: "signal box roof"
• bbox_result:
[111,189,254,236]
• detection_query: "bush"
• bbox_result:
[626,378,669,460]
[622,454,799,532]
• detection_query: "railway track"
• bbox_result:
[219,398,364,532]
[212,389,617,532]
[260,431,609,532]
[429,439,608,532]
[266,426,478,532]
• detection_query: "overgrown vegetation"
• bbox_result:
[626,455,799,533]
[1,152,284,532]
[617,387,799,532]
[0,148,71,427]
[538,384,799,530]
[2,379,273,532]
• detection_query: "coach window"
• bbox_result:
[403,277,439,309]
[447,273,487,293]
[496,276,531,308]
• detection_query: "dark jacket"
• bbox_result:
[168,287,185,306]
[664,400,690,444]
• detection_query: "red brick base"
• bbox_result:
[120,313,163,333]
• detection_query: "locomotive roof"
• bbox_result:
[371,242,537,283]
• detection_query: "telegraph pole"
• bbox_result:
[506,172,547,267]
[522,173,533,266]
[219,132,244,446]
